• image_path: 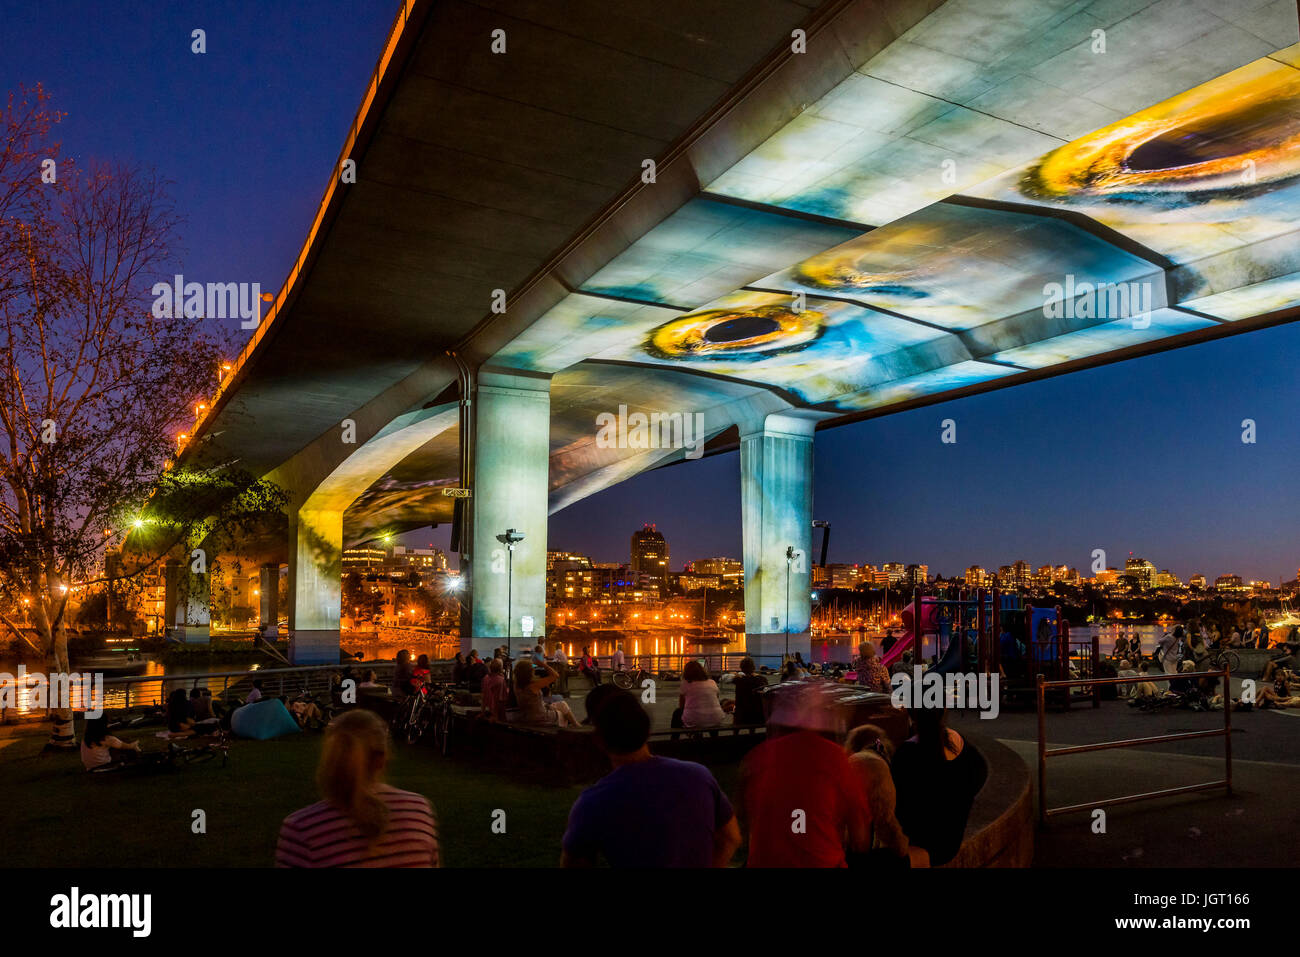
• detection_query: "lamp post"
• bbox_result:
[497,529,525,654]
[785,545,794,661]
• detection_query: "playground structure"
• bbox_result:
[882,587,1100,708]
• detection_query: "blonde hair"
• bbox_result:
[317,710,389,840]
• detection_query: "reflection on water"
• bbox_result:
[0,623,1199,716]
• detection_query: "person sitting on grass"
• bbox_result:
[561,689,741,868]
[165,688,200,737]
[245,678,264,704]
[276,710,439,868]
[673,660,724,729]
[513,659,579,728]
[81,715,142,771]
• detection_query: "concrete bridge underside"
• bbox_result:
[160,0,1300,662]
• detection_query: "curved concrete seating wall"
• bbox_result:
[941,730,1034,868]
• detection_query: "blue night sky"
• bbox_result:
[8,1,1297,584]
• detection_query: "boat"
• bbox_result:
[72,651,151,677]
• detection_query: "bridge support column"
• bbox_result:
[288,508,342,665]
[741,413,814,663]
[166,554,210,644]
[258,563,280,639]
[465,369,550,659]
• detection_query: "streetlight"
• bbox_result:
[496,528,524,653]
[785,545,794,660]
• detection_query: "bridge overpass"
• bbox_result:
[162,0,1300,662]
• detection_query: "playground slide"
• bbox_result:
[879,598,964,672]
[881,599,932,668]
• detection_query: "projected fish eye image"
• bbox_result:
[644,301,827,361]
[1018,60,1300,208]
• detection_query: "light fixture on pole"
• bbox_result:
[496,529,525,654]
[785,545,794,661]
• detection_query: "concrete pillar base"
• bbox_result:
[289,629,340,665]
[259,624,279,640]
[168,625,211,645]
[745,632,810,664]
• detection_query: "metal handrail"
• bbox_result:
[1036,668,1231,824]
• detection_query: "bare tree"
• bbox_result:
[0,87,227,747]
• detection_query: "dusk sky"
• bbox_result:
[9,0,1298,584]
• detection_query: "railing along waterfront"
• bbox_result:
[1035,668,1232,825]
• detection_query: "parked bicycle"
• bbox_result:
[1208,648,1240,674]
[611,665,660,692]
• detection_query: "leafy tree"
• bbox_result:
[0,87,250,746]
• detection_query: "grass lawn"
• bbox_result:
[0,722,744,868]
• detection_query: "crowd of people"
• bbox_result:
[270,639,982,869]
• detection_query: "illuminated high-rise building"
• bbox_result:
[630,523,669,589]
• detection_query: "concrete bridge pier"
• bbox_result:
[740,413,815,663]
[258,562,280,639]
[464,369,551,659]
[287,508,343,665]
[165,553,211,644]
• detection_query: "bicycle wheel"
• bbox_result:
[1221,652,1240,673]
[611,671,633,690]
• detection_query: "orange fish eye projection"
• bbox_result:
[1020,66,1300,206]
[645,304,826,361]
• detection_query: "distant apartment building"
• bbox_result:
[1189,573,1207,590]
[812,563,871,589]
[342,546,386,569]
[1093,568,1120,586]
[964,566,990,586]
[689,557,743,586]
[592,563,655,603]
[630,524,670,590]
[1154,569,1182,589]
[904,563,928,586]
[547,550,594,604]
[1214,574,1245,593]
[1123,557,1157,590]
[882,562,906,584]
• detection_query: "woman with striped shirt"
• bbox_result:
[276,709,439,868]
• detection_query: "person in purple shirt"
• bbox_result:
[561,689,740,868]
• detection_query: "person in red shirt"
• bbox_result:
[735,682,871,867]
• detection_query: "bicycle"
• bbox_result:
[1208,649,1240,674]
[611,666,658,691]
[166,730,231,768]
[427,685,454,756]
[393,683,434,744]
